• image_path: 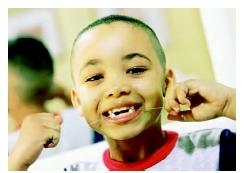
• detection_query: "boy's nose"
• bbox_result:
[106,80,131,98]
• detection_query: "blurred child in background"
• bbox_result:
[8,36,102,159]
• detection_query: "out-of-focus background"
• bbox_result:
[8,8,236,132]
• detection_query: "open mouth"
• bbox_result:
[103,105,141,118]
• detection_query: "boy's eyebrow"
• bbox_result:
[122,53,152,64]
[80,59,101,74]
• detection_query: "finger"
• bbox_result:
[44,114,62,148]
[43,130,60,148]
[182,79,202,97]
[167,110,197,122]
[42,119,61,132]
[167,114,184,121]
[53,114,63,125]
[176,83,191,107]
[164,87,180,114]
[40,114,63,131]
[168,99,180,115]
[164,97,180,115]
[165,81,191,112]
[180,111,197,122]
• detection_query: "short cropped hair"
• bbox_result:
[71,14,166,81]
[8,36,54,104]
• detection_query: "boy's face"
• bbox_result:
[71,22,172,140]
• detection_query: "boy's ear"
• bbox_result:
[163,68,176,96]
[71,87,84,116]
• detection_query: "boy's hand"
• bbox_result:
[164,79,236,122]
[8,113,63,171]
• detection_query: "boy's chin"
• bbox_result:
[114,135,137,141]
[106,129,143,141]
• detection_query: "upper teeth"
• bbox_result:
[108,106,135,115]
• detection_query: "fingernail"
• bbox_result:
[173,107,179,112]
[53,113,59,116]
[169,110,177,116]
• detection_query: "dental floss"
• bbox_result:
[48,106,165,155]
[87,106,164,125]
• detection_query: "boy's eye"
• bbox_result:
[126,67,146,75]
[86,74,104,82]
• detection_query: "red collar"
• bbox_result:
[103,130,178,171]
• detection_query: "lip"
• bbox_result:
[102,101,142,124]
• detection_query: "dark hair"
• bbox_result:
[8,36,54,104]
[71,14,166,80]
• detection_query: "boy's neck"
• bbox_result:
[106,124,166,162]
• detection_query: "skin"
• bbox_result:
[8,113,63,171]
[164,79,236,121]
[71,22,176,161]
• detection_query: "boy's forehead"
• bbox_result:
[73,22,152,64]
[71,22,156,77]
[73,22,153,61]
[75,22,147,46]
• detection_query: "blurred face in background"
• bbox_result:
[8,69,21,119]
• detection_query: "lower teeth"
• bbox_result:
[109,109,135,118]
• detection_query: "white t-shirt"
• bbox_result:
[63,129,224,171]
[27,117,236,171]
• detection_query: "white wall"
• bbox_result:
[200,8,236,88]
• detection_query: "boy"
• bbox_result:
[8,15,236,171]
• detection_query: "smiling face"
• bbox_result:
[71,22,173,140]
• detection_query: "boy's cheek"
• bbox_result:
[77,89,100,113]
[132,80,153,90]
[133,80,162,95]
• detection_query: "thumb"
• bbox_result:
[53,113,63,125]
